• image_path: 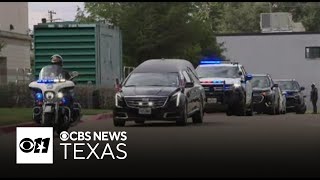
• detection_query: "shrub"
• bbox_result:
[0,83,116,109]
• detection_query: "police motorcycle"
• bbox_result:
[29,64,82,134]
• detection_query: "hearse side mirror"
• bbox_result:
[272,84,279,88]
[300,86,305,91]
[238,71,243,76]
[185,82,194,88]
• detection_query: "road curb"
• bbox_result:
[0,122,37,136]
[0,113,113,135]
[88,113,113,121]
[0,120,85,136]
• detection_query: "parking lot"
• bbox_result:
[1,112,320,177]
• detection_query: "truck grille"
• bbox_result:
[124,96,168,108]
[202,84,233,92]
[253,95,264,103]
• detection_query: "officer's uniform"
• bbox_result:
[311,85,318,114]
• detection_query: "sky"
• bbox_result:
[28,2,84,30]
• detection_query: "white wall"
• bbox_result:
[217,33,320,109]
[0,2,29,34]
[0,35,31,83]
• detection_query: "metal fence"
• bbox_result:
[0,82,116,109]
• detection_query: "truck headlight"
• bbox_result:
[172,91,181,107]
[57,92,64,99]
[261,90,272,96]
[233,83,241,88]
[45,92,55,100]
[115,92,124,108]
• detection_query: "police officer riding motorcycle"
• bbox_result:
[29,54,82,134]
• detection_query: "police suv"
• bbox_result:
[196,59,254,116]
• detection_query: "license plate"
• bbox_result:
[208,98,217,104]
[139,108,152,115]
[214,87,223,91]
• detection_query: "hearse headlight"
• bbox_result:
[171,91,181,107]
[115,92,124,108]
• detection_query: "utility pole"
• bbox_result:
[48,10,56,23]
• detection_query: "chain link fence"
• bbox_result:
[0,82,116,109]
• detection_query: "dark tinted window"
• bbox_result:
[182,71,192,83]
[251,76,271,88]
[187,68,200,84]
[277,81,300,91]
[306,47,320,59]
[196,66,241,78]
[124,72,179,87]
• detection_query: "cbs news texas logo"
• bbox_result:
[16,127,53,164]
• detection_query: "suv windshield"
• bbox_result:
[124,72,180,87]
[39,65,65,80]
[251,76,271,89]
[196,66,241,78]
[277,81,300,91]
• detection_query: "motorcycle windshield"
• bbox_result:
[39,65,65,80]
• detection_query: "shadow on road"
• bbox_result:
[125,120,238,128]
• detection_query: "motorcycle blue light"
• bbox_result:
[35,93,43,100]
[62,97,68,105]
[37,79,55,84]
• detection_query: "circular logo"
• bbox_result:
[19,138,35,153]
[59,131,69,141]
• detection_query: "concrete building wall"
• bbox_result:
[0,31,31,83]
[0,2,30,84]
[0,2,29,35]
[217,33,320,110]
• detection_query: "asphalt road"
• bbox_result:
[1,112,320,178]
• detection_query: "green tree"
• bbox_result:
[75,2,224,67]
[216,2,269,33]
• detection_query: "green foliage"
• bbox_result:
[75,2,225,66]
[74,2,320,66]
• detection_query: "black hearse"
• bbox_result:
[113,59,206,126]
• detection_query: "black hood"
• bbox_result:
[253,87,271,93]
[121,86,180,97]
[283,90,299,93]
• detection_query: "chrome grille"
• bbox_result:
[253,95,264,103]
[124,96,168,108]
[201,84,233,92]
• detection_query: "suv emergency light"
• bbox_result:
[199,56,227,65]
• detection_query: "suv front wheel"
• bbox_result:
[192,100,204,123]
[176,103,188,126]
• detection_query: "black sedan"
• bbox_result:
[113,59,206,126]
